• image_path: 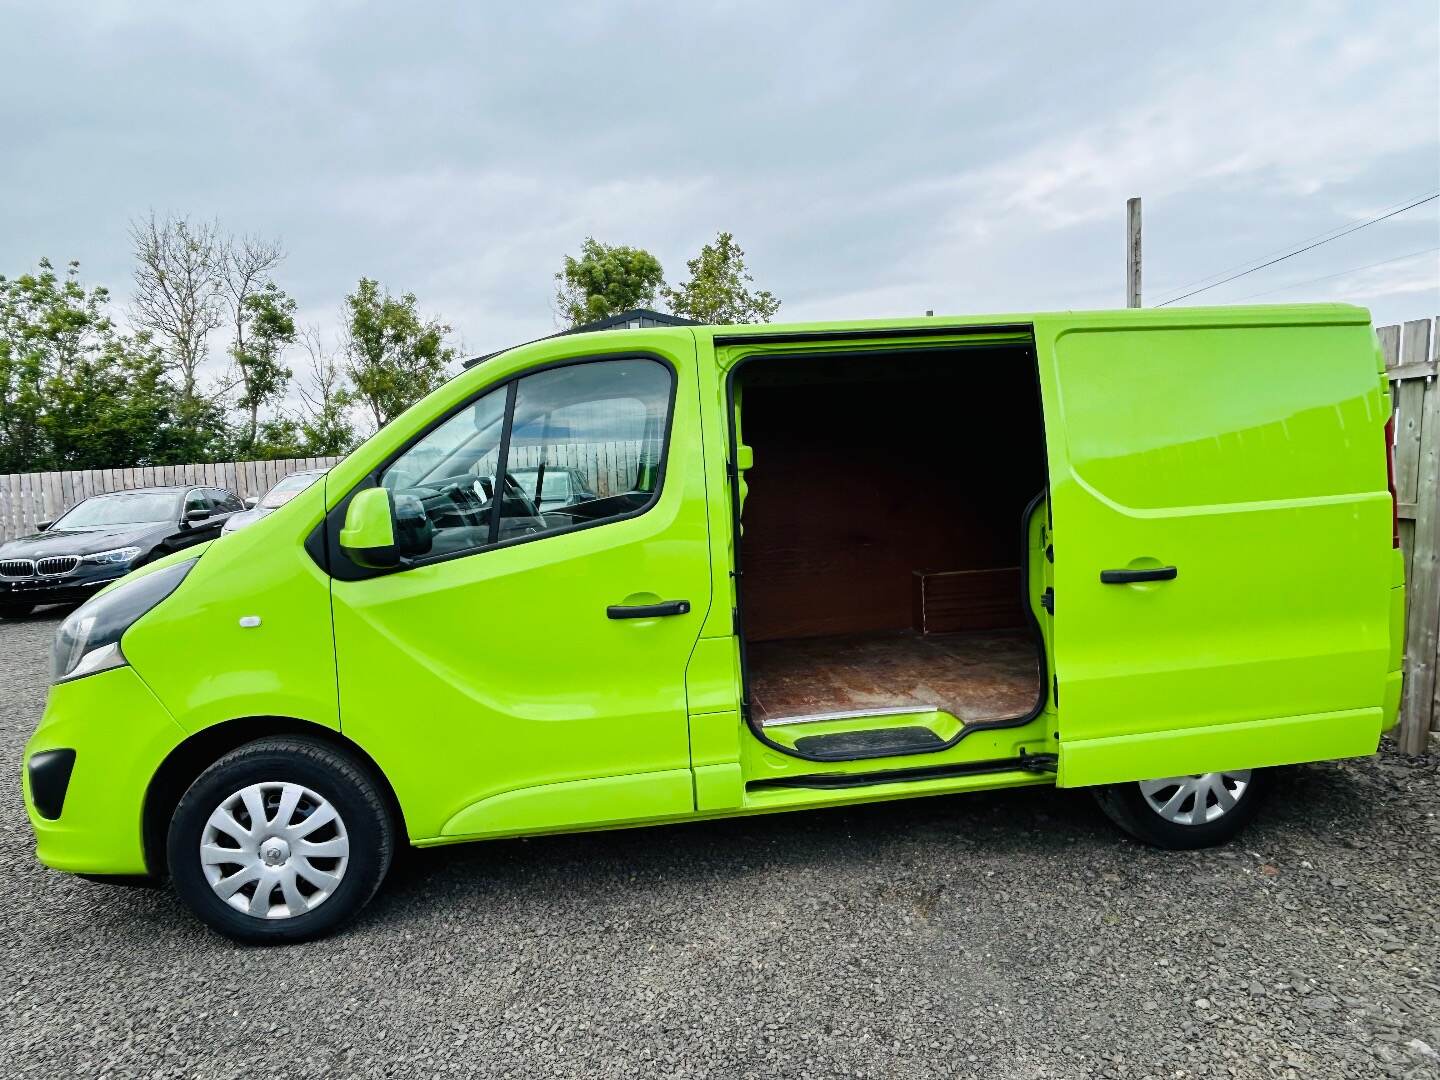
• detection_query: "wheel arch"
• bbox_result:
[142,716,407,878]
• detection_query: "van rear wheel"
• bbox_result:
[1093,770,1263,850]
[167,737,394,944]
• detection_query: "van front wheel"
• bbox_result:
[167,737,394,944]
[1093,770,1263,850]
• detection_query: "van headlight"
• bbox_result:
[82,545,143,566]
[51,559,196,684]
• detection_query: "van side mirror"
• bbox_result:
[340,488,399,567]
[340,487,434,568]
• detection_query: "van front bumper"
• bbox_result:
[22,665,186,876]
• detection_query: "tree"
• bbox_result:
[231,284,296,455]
[220,232,288,450]
[43,338,179,471]
[664,231,781,324]
[128,213,225,402]
[0,258,185,472]
[342,278,454,429]
[296,327,357,456]
[250,416,304,459]
[553,238,665,328]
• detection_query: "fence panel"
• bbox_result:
[0,456,341,542]
[1386,315,1440,754]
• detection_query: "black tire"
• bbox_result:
[167,736,394,944]
[1092,769,1265,850]
[0,601,35,619]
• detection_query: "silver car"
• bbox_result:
[220,469,327,535]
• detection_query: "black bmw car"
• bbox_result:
[0,485,242,617]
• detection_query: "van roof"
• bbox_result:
[470,302,1372,369]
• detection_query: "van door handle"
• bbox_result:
[607,600,691,619]
[1100,567,1178,584]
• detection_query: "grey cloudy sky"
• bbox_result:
[2,1,1437,364]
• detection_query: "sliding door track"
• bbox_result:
[749,753,1058,791]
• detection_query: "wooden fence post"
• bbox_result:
[1389,317,1440,754]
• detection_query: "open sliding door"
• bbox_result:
[1033,310,1393,787]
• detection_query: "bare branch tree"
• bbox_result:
[128,212,224,402]
[296,325,356,455]
[220,231,284,372]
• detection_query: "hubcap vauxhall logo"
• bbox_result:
[261,840,288,866]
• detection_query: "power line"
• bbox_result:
[1152,188,1440,297]
[1154,191,1440,308]
[1229,246,1440,302]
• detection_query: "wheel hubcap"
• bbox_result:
[1138,771,1251,826]
[200,782,350,920]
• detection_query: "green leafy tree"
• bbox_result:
[250,417,304,459]
[0,259,190,472]
[343,278,455,430]
[554,238,665,327]
[231,284,296,455]
[42,339,179,471]
[664,231,781,324]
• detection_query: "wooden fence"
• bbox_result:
[0,457,341,543]
[1385,316,1440,754]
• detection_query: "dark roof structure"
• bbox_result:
[463,308,698,369]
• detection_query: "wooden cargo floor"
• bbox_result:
[747,629,1041,725]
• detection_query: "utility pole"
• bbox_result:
[1126,196,1142,307]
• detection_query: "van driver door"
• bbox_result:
[329,336,712,841]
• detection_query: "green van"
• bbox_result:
[22,304,1404,943]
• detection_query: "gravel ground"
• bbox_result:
[2,610,1439,1079]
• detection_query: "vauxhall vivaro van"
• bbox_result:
[23,304,1404,942]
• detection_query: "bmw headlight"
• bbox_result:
[82,545,143,566]
[51,558,196,684]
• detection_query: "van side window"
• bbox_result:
[378,384,509,560]
[498,359,671,541]
[375,357,672,563]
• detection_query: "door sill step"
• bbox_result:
[761,705,928,728]
[749,756,1035,791]
[791,725,946,762]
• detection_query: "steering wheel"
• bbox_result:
[437,478,490,528]
[446,473,544,535]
